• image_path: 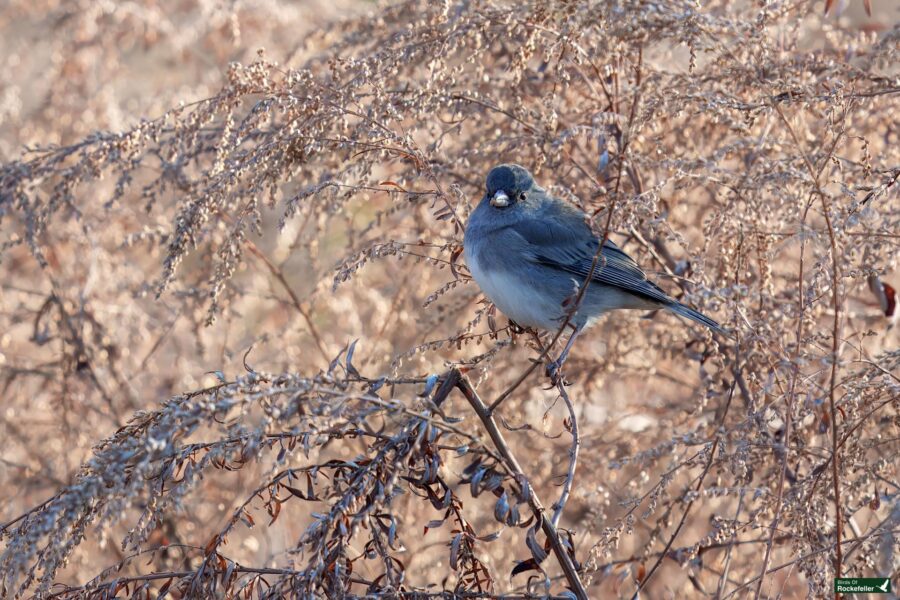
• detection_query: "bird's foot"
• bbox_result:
[545,359,568,386]
[508,320,527,335]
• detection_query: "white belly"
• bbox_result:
[466,250,565,330]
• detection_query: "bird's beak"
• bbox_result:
[490,190,510,208]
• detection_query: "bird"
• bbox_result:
[463,163,725,381]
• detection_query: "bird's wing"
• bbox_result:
[507,210,673,305]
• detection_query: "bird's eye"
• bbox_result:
[518,192,526,201]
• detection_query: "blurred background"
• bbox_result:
[1,0,898,598]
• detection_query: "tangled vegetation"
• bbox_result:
[0,0,898,598]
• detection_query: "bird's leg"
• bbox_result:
[546,323,582,384]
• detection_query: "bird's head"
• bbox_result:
[484,164,536,209]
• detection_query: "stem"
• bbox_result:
[551,382,580,530]
[455,372,589,600]
[753,373,795,600]
[243,238,331,363]
[634,382,736,597]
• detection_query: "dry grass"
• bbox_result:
[0,0,898,598]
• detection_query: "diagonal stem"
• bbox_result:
[634,381,737,597]
[454,372,589,600]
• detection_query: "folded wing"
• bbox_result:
[508,211,672,306]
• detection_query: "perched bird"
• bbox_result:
[463,164,724,379]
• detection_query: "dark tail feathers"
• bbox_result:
[665,300,728,336]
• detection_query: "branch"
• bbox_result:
[454,371,589,600]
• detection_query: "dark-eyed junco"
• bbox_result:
[464,164,724,378]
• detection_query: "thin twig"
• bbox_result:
[716,491,746,599]
[242,237,331,363]
[596,534,791,572]
[551,381,580,530]
[634,381,737,597]
[753,370,796,600]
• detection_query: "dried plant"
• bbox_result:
[1,0,898,598]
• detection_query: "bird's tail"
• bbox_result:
[665,300,727,336]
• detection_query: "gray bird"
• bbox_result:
[463,164,724,379]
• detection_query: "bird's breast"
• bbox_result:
[464,244,564,330]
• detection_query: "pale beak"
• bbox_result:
[490,190,510,207]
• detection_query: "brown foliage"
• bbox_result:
[0,0,898,598]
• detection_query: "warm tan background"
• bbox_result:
[1,1,898,598]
